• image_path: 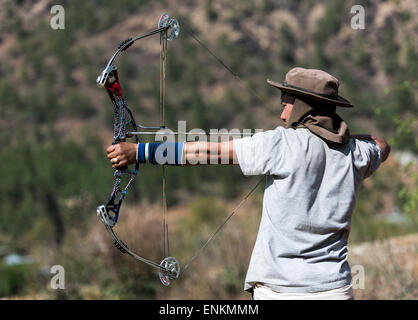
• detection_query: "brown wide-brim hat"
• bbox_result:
[267,67,354,108]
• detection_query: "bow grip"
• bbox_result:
[112,138,128,170]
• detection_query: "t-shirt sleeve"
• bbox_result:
[353,139,382,179]
[233,128,285,176]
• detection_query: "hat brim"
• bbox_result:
[267,79,353,108]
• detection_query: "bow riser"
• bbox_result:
[105,69,123,100]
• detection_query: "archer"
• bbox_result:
[106,67,390,299]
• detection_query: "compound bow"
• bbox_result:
[96,13,180,286]
[96,13,265,287]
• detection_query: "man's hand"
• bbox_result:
[106,142,137,169]
[351,134,391,162]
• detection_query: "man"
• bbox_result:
[106,67,390,299]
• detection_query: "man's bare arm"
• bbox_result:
[184,140,237,165]
[107,140,238,169]
[351,134,391,162]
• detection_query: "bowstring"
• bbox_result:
[179,20,271,110]
[180,176,265,277]
[160,31,169,259]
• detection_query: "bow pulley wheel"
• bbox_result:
[158,13,180,41]
[159,256,180,286]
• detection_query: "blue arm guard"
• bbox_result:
[137,142,185,166]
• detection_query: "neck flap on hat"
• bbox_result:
[287,98,350,145]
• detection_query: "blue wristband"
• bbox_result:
[137,142,184,166]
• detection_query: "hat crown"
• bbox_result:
[285,67,339,97]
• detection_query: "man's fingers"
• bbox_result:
[107,150,118,160]
[110,155,124,164]
[106,145,116,153]
[107,142,136,167]
[107,146,123,160]
[112,159,128,169]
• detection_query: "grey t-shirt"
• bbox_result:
[233,127,382,293]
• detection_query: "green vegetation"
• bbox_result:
[314,1,346,45]
[0,263,36,297]
[278,23,295,65]
[379,19,399,75]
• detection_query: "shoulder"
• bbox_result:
[233,127,315,153]
[267,126,313,141]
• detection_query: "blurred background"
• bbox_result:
[0,0,416,299]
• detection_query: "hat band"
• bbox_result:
[282,81,338,99]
